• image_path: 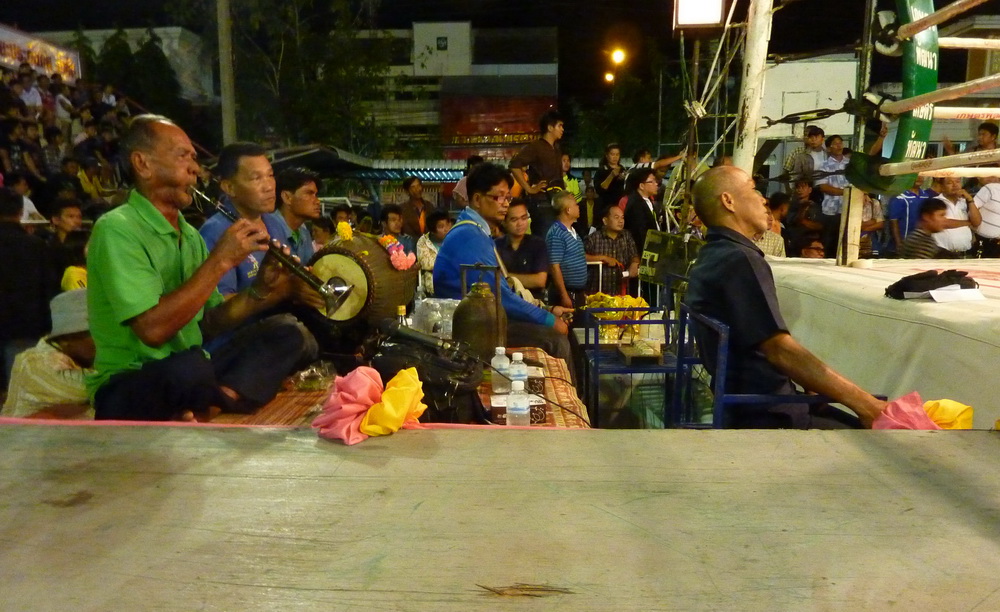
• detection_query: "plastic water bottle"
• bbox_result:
[490,347,511,394]
[507,380,531,426]
[509,352,528,388]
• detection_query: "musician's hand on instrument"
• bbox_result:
[255,243,295,302]
[290,273,326,310]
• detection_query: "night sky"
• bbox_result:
[0,0,982,102]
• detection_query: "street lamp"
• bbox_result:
[604,72,615,83]
[611,49,626,65]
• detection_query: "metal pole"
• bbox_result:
[880,148,1000,176]
[939,37,1000,50]
[732,0,773,173]
[837,0,877,267]
[657,69,663,157]
[217,0,237,144]
[934,107,1000,120]
[897,0,992,40]
[880,72,1000,115]
[918,167,1000,178]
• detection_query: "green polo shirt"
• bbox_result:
[85,190,224,399]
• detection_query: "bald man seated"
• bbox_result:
[685,166,886,429]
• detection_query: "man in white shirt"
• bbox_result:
[934,177,981,256]
[18,74,43,118]
[972,175,1000,257]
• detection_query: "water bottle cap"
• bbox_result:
[512,352,523,361]
[511,380,525,391]
[495,347,505,354]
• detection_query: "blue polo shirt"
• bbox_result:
[264,211,314,263]
[199,200,266,295]
[545,221,588,290]
[434,207,555,327]
[887,188,933,248]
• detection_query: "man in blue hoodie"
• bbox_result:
[434,162,574,373]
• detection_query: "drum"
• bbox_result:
[309,234,418,324]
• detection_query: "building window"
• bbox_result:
[437,37,449,51]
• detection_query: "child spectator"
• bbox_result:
[2,289,94,419]
[310,215,334,253]
[59,229,89,291]
[899,198,948,259]
[415,209,453,297]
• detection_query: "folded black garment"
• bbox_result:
[885,269,979,299]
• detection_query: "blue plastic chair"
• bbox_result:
[670,303,838,429]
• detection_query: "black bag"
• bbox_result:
[885,269,979,299]
[370,339,487,424]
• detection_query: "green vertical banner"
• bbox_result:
[848,0,938,195]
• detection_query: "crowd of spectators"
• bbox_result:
[0,62,134,408]
[779,122,1000,259]
[4,96,1000,421]
[1,62,130,225]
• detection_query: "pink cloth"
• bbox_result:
[873,392,941,430]
[312,366,384,445]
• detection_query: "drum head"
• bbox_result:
[311,253,369,321]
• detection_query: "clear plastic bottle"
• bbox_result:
[490,346,511,394]
[508,351,528,388]
[506,380,531,426]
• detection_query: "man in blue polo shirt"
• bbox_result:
[197,142,320,410]
[546,190,588,309]
[264,166,321,263]
[434,162,574,373]
[686,166,886,429]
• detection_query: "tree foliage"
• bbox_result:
[132,28,185,119]
[95,29,135,91]
[69,29,98,79]
[168,0,394,154]
[566,42,688,159]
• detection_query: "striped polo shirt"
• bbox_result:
[545,221,588,290]
[974,183,1000,239]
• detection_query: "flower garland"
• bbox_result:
[378,235,416,270]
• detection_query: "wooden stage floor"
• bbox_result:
[2,425,999,610]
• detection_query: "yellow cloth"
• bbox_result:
[61,266,88,291]
[923,399,973,430]
[359,367,426,436]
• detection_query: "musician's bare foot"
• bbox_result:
[174,410,196,422]
[192,406,222,422]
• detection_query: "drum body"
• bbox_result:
[310,234,418,324]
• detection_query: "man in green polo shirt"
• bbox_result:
[87,114,315,421]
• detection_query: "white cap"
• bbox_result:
[512,352,523,361]
[495,346,505,354]
[511,380,525,392]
